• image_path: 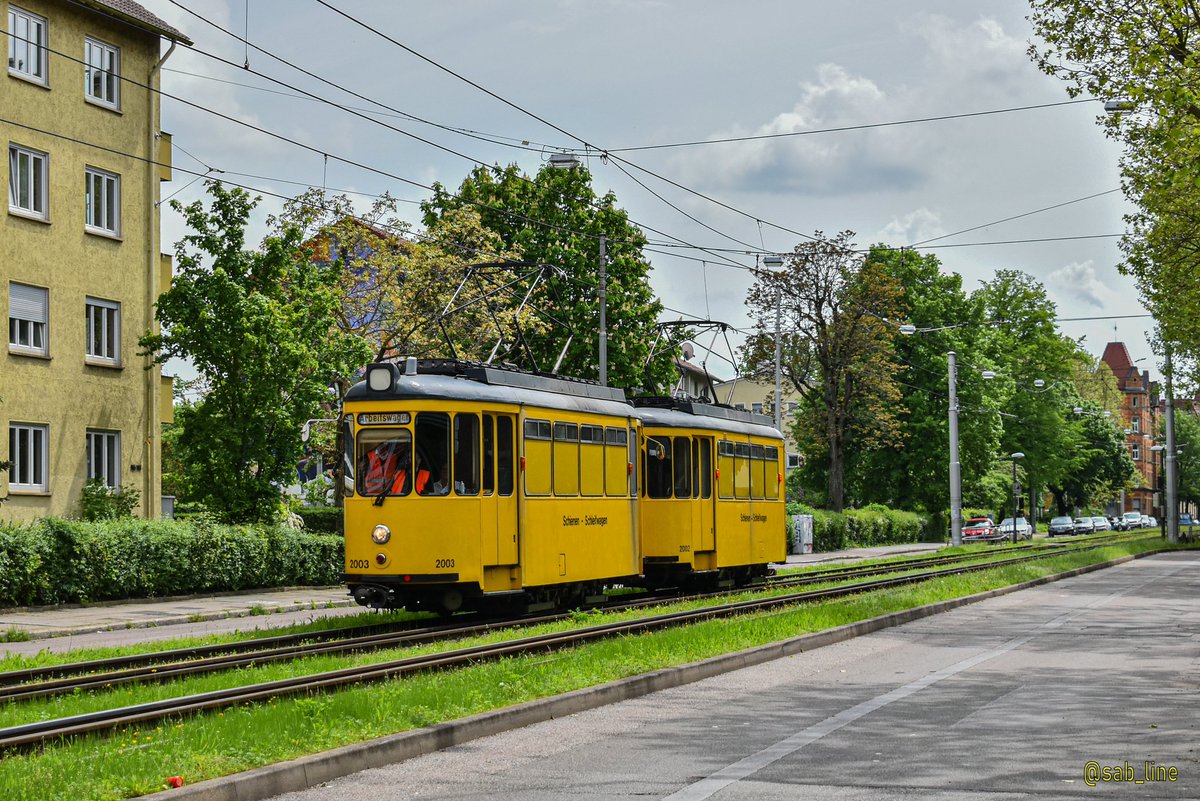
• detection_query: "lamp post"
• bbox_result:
[1009,452,1025,544]
[763,255,785,431]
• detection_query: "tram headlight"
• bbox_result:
[371,524,391,544]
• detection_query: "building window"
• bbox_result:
[9,144,48,218]
[9,282,48,356]
[1132,417,1140,433]
[85,168,119,234]
[787,402,798,412]
[85,297,120,364]
[751,402,763,414]
[86,429,121,488]
[9,423,48,491]
[84,38,119,107]
[7,7,46,83]
[1132,444,1141,461]
[786,453,802,470]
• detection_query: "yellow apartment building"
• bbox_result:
[2,0,189,520]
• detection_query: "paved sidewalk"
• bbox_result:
[0,586,356,642]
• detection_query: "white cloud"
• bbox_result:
[877,208,946,245]
[1046,260,1124,311]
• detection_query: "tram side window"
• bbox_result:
[357,428,413,496]
[453,414,480,495]
[553,421,580,496]
[717,440,735,498]
[415,412,451,495]
[580,424,604,496]
[482,416,495,495]
[673,437,691,498]
[734,442,751,499]
[750,444,766,500]
[342,415,355,496]
[764,445,780,500]
[498,417,515,496]
[605,426,629,497]
[523,419,552,496]
[646,436,673,499]
[699,438,712,499]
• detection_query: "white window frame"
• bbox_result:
[85,297,120,364]
[86,429,121,488]
[1131,417,1140,433]
[1132,444,1141,461]
[85,167,119,235]
[84,37,120,108]
[7,6,47,84]
[9,282,49,356]
[9,144,48,219]
[9,423,48,492]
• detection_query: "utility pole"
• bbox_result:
[599,234,608,387]
[1165,343,1179,543]
[948,351,962,546]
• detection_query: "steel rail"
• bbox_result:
[0,534,1152,753]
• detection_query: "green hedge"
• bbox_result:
[786,503,925,552]
[0,518,344,607]
[296,506,343,534]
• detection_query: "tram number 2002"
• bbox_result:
[435,558,456,569]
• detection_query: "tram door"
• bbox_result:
[481,414,519,565]
[694,437,715,551]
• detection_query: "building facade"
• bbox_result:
[1100,342,1158,517]
[2,0,188,520]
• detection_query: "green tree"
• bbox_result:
[1046,400,1137,514]
[742,232,905,512]
[421,162,675,389]
[846,246,1003,515]
[974,270,1081,521]
[141,182,371,523]
[1171,410,1200,509]
[1029,0,1200,385]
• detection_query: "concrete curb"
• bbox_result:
[140,549,1163,801]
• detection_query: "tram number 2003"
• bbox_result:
[348,559,371,570]
[435,558,455,569]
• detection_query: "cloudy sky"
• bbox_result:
[139,0,1154,383]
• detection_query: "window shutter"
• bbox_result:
[9,284,47,323]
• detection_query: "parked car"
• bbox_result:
[998,517,1032,540]
[1048,516,1075,537]
[1180,513,1195,527]
[1090,516,1111,532]
[1147,516,1158,528]
[962,517,999,543]
[1072,517,1095,535]
[1141,515,1153,528]
[1123,511,1144,529]
[1109,516,1126,531]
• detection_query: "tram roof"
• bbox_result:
[345,360,635,417]
[632,397,781,439]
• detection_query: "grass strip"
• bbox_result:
[0,537,1179,801]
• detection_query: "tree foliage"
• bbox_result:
[1029,0,1200,385]
[742,232,904,511]
[421,162,676,389]
[141,182,371,523]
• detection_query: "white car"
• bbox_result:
[1090,516,1112,532]
[1122,511,1144,529]
[998,517,1032,540]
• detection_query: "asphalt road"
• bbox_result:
[265,551,1200,801]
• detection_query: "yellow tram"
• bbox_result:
[341,359,786,615]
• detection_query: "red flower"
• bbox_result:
[165,776,184,789]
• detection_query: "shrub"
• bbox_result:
[79,480,141,521]
[0,518,343,607]
[297,506,343,534]
[788,504,926,552]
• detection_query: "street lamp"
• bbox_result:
[1008,452,1025,544]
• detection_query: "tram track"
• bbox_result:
[0,532,1154,753]
[0,533,1141,703]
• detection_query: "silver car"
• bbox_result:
[1090,516,1111,532]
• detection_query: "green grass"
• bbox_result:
[0,536,1179,801]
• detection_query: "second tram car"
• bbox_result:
[342,359,786,615]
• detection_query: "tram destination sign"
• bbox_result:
[357,412,411,425]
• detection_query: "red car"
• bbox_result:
[962,517,1000,543]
